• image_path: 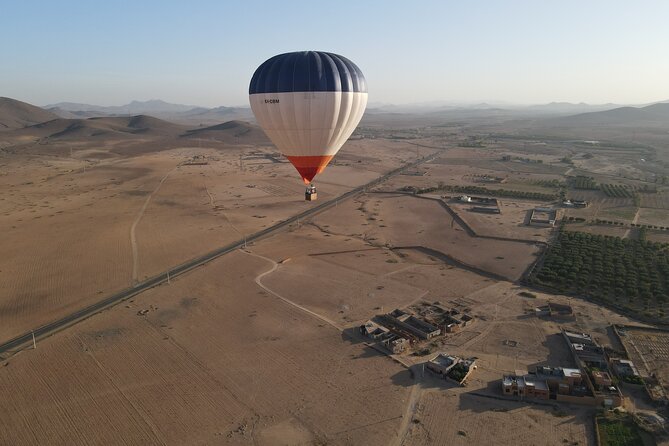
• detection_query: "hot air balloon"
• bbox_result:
[249,51,368,200]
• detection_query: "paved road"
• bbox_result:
[0,151,441,356]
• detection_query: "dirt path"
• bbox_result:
[240,249,344,332]
[624,206,641,239]
[391,365,424,446]
[130,168,175,285]
[204,166,243,237]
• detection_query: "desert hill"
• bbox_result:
[46,99,199,115]
[0,97,59,130]
[45,100,254,125]
[15,115,187,140]
[181,120,269,145]
[552,103,669,127]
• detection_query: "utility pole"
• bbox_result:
[31,330,36,349]
[167,271,171,284]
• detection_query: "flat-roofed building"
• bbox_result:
[426,353,457,375]
[360,320,390,339]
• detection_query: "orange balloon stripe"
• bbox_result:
[285,155,334,184]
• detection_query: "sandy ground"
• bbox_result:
[0,224,644,446]
[637,207,669,227]
[406,391,594,445]
[2,122,668,445]
[449,199,553,242]
[0,250,412,445]
[0,139,428,344]
[311,193,541,281]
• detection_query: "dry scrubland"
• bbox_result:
[406,392,593,445]
[0,137,429,344]
[310,191,540,281]
[3,101,669,445]
[254,228,495,326]
[0,250,414,445]
[0,213,643,446]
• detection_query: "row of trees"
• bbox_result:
[533,179,564,189]
[571,176,598,190]
[600,183,636,198]
[530,230,669,321]
[563,216,669,231]
[441,185,557,201]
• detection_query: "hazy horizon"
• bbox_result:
[32,97,668,110]
[3,0,669,107]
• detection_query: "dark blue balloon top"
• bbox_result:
[249,51,367,94]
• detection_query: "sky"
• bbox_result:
[2,0,669,107]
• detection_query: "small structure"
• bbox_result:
[563,330,595,345]
[459,195,473,203]
[532,366,584,394]
[548,302,574,319]
[529,208,558,227]
[572,200,588,208]
[360,320,390,339]
[502,374,550,400]
[536,302,574,320]
[611,359,641,378]
[381,335,410,354]
[562,328,623,406]
[592,371,613,387]
[472,206,501,214]
[381,309,441,340]
[408,302,474,334]
[426,352,477,385]
[426,353,457,375]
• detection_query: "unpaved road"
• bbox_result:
[241,249,344,332]
[130,167,175,284]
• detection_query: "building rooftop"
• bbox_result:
[524,378,548,391]
[563,330,594,344]
[503,375,526,389]
[562,368,582,378]
[429,353,457,367]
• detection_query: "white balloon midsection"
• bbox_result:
[249,91,368,157]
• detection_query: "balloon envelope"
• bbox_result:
[249,51,368,184]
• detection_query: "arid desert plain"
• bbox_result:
[1,97,669,445]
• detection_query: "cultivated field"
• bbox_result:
[618,327,669,403]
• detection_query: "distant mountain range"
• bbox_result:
[0,97,271,149]
[366,100,628,116]
[44,99,254,125]
[2,96,668,138]
[549,102,669,127]
[21,115,187,140]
